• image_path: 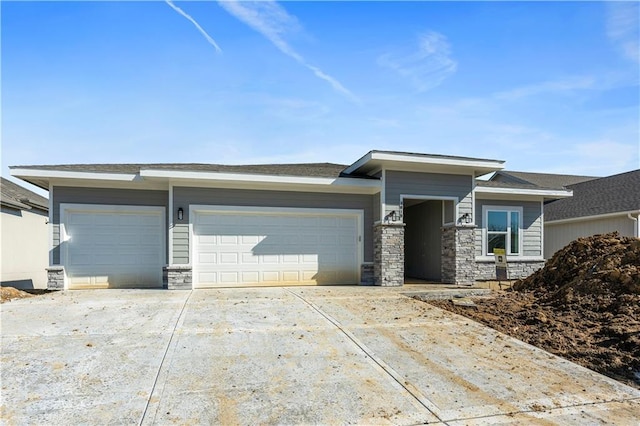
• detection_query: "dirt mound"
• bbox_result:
[513,232,640,308]
[1,287,35,303]
[428,232,640,388]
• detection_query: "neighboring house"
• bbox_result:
[490,170,597,190]
[1,177,49,289]
[542,170,640,258]
[10,150,571,290]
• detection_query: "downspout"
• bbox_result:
[628,211,640,238]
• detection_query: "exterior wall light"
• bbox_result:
[385,210,399,222]
[459,212,472,224]
[178,207,184,221]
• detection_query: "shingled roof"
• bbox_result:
[0,177,48,211]
[544,169,640,221]
[476,180,557,190]
[491,170,597,188]
[10,163,351,178]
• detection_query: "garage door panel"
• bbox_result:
[219,272,239,283]
[64,207,164,289]
[241,253,259,264]
[241,272,260,283]
[220,235,238,245]
[199,253,217,264]
[194,209,359,288]
[219,253,238,264]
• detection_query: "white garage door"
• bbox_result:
[193,207,361,288]
[62,205,164,289]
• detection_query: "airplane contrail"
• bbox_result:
[166,0,222,53]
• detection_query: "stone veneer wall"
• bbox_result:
[373,222,405,286]
[163,265,192,290]
[46,266,65,290]
[441,225,476,286]
[360,263,375,286]
[475,260,545,281]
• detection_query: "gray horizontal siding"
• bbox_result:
[52,186,168,265]
[474,199,542,257]
[373,192,381,223]
[172,187,375,264]
[385,171,473,219]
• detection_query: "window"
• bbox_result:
[484,207,522,255]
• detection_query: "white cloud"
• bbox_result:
[523,140,638,176]
[165,0,222,53]
[493,76,596,101]
[218,0,358,103]
[606,2,640,63]
[378,31,457,91]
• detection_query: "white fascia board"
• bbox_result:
[474,186,572,198]
[342,152,373,175]
[371,152,505,170]
[140,169,381,192]
[10,168,139,182]
[545,210,639,225]
[342,152,504,175]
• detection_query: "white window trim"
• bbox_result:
[399,195,459,226]
[482,205,523,257]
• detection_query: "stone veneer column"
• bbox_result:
[163,265,192,290]
[441,225,476,286]
[373,222,405,287]
[46,266,65,290]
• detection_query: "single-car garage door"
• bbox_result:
[61,204,165,289]
[193,207,362,288]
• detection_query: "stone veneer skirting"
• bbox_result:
[163,265,192,290]
[475,260,545,281]
[373,222,405,286]
[46,266,65,290]
[441,225,476,286]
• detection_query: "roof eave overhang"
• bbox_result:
[546,210,640,225]
[10,168,381,195]
[343,152,505,177]
[0,199,31,210]
[474,186,573,200]
[10,168,139,190]
[140,169,381,194]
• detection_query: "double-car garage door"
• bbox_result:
[62,204,361,289]
[192,207,361,288]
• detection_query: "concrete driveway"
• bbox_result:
[1,287,639,425]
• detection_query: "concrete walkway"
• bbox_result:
[1,286,638,425]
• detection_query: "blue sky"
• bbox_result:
[2,1,639,193]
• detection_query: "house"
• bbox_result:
[490,170,597,191]
[1,177,49,289]
[542,170,640,258]
[10,151,571,290]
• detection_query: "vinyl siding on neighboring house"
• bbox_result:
[544,215,636,259]
[172,187,376,264]
[51,187,169,265]
[474,199,542,257]
[384,171,473,218]
[1,206,49,288]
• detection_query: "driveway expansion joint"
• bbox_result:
[285,288,445,424]
[138,290,193,426]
